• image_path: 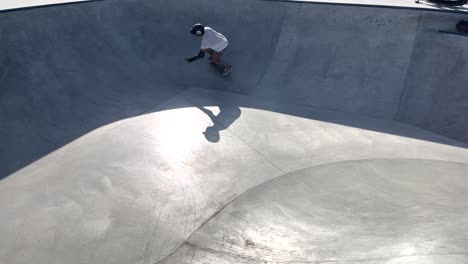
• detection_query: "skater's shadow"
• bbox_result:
[197,105,241,143]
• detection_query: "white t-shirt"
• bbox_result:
[201,27,228,52]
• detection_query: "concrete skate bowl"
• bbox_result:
[1,0,468,264]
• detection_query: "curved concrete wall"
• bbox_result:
[1,1,468,263]
[0,0,467,178]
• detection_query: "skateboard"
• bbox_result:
[210,62,232,76]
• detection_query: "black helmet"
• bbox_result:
[190,23,205,36]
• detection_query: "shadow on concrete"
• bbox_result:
[197,106,242,143]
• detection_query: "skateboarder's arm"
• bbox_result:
[185,50,205,63]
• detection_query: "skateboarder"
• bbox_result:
[185,23,232,75]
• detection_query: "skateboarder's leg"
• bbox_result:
[205,49,214,61]
[211,49,232,70]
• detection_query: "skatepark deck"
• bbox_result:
[1,0,468,263]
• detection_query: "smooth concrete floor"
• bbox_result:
[1,0,468,264]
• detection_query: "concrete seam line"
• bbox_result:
[394,13,423,122]
[0,102,61,148]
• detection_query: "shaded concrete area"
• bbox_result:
[1,0,468,264]
[2,0,468,180]
[1,0,468,179]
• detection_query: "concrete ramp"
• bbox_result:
[1,0,468,263]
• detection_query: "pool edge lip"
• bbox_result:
[0,0,103,14]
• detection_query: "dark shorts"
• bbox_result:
[207,48,227,62]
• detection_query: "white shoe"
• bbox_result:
[223,66,232,76]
